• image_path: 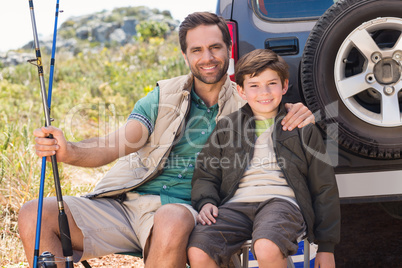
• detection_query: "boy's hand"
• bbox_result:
[314,252,335,268]
[197,203,219,225]
[282,103,315,131]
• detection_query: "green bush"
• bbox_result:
[136,20,170,41]
[59,26,76,39]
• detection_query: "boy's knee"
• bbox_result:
[254,239,284,261]
[188,247,212,264]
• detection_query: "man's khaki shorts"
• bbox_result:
[64,192,198,262]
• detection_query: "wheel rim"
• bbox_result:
[334,17,402,127]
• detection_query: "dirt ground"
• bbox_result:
[334,202,402,267]
[74,255,144,268]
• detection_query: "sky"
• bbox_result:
[0,0,217,53]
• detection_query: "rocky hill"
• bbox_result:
[0,6,179,67]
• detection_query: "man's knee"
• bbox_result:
[19,199,38,223]
[18,198,59,237]
[154,204,194,232]
[18,200,37,237]
[151,204,195,249]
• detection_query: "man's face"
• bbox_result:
[182,24,231,85]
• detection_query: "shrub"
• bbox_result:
[136,20,170,41]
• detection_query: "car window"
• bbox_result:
[254,0,336,20]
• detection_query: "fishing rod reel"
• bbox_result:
[37,251,74,268]
[37,252,57,268]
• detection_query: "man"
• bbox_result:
[18,12,314,268]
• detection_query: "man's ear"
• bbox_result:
[182,51,189,67]
[237,85,247,101]
[282,79,289,95]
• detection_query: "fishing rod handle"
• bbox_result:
[59,212,74,264]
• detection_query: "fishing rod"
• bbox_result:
[27,0,74,267]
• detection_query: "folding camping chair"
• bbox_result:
[81,238,313,268]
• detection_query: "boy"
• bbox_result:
[187,49,340,268]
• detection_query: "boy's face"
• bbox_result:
[182,24,231,85]
[237,68,289,120]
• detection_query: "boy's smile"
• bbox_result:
[237,68,289,120]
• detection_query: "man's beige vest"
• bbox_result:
[85,73,245,198]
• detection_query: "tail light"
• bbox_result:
[226,21,238,81]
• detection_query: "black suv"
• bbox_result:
[217,0,402,204]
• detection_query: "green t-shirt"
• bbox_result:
[128,86,219,205]
[255,118,274,137]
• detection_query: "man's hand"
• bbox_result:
[197,203,219,225]
[314,252,335,268]
[34,126,69,163]
[282,103,315,131]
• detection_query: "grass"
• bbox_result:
[0,33,187,267]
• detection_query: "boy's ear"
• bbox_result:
[282,79,289,95]
[237,85,247,101]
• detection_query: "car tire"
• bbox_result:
[301,0,402,159]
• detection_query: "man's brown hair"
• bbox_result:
[179,12,231,53]
[235,49,289,88]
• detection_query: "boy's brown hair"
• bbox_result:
[235,49,289,88]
